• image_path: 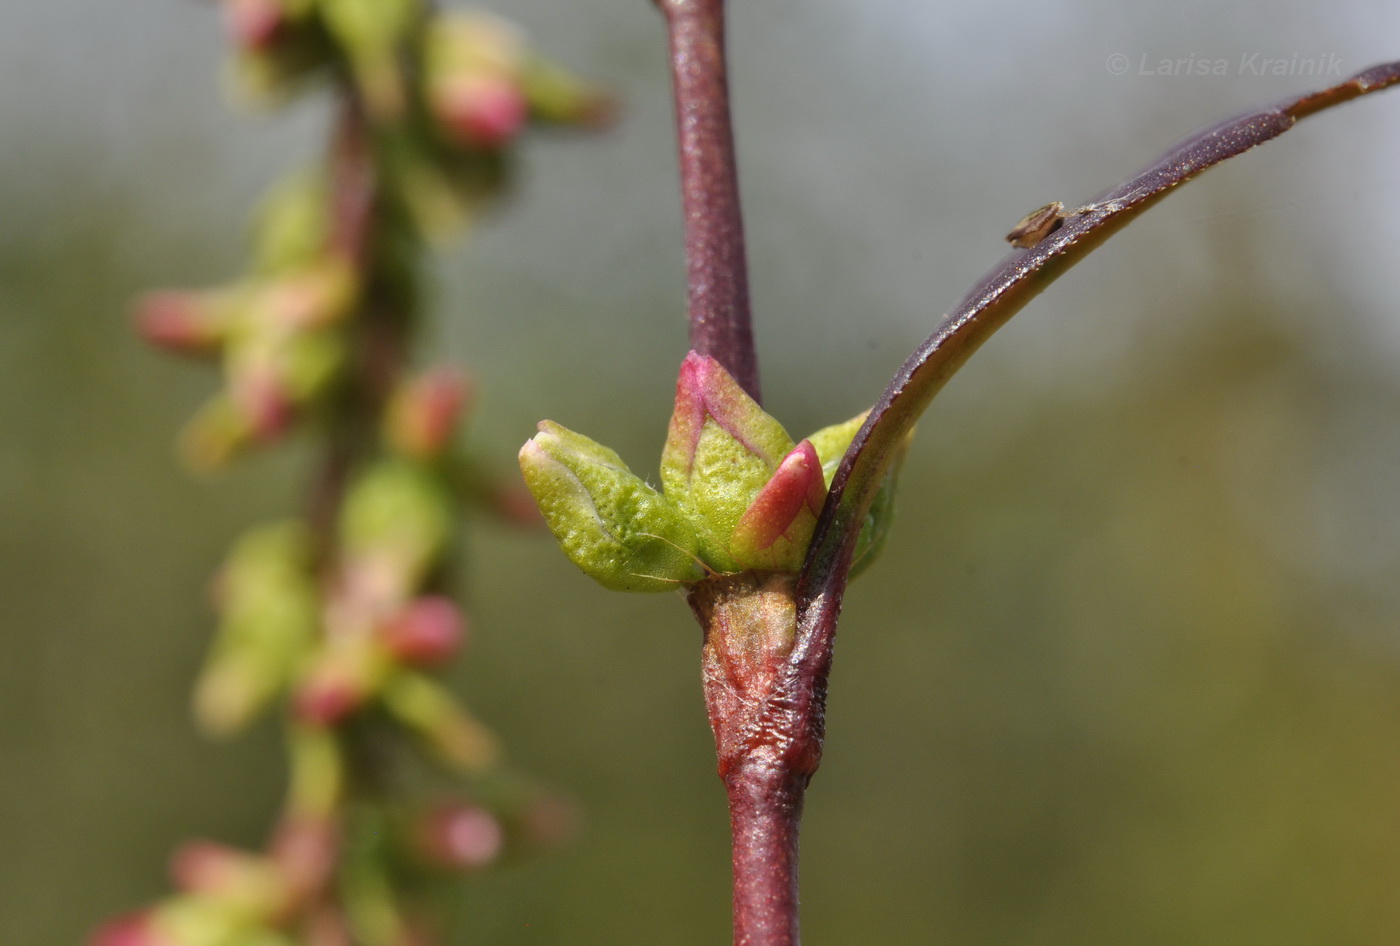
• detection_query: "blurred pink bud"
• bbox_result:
[382,596,466,666]
[416,803,504,871]
[271,816,338,900]
[432,74,529,149]
[134,291,225,356]
[259,263,357,331]
[728,439,826,571]
[88,912,172,946]
[225,0,284,51]
[386,369,472,460]
[293,635,388,727]
[307,908,354,946]
[169,840,249,895]
[232,368,296,442]
[293,669,364,727]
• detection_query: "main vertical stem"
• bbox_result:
[309,98,381,553]
[726,764,805,946]
[659,3,810,941]
[690,574,816,946]
[658,0,761,402]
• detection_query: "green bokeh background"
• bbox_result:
[4,1,1400,943]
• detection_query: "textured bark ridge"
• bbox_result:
[691,573,809,775]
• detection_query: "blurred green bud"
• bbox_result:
[520,57,616,130]
[181,394,258,471]
[268,814,338,901]
[151,894,295,946]
[660,352,796,571]
[286,726,344,820]
[227,358,297,443]
[519,421,705,592]
[251,172,332,275]
[339,460,453,602]
[214,327,342,448]
[381,671,499,773]
[318,0,419,119]
[225,0,332,104]
[178,322,343,470]
[377,129,508,240]
[170,841,289,920]
[194,523,318,735]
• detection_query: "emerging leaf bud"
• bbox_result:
[729,440,826,571]
[660,352,796,571]
[806,412,867,481]
[520,421,706,592]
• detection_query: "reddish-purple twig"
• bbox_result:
[784,60,1400,807]
[689,574,816,946]
[657,0,760,402]
[756,64,1400,845]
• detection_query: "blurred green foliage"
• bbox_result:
[4,1,1400,944]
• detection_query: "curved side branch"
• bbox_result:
[789,58,1400,712]
[658,0,761,402]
